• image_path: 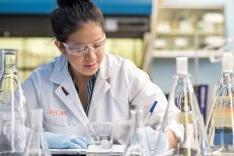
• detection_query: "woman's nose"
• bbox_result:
[85,46,96,58]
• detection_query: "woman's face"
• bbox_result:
[62,23,105,77]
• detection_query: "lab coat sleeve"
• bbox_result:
[22,73,41,112]
[122,59,167,121]
[122,60,183,141]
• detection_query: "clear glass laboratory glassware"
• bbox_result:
[0,49,27,155]
[113,119,133,145]
[158,57,211,156]
[87,122,113,155]
[206,53,234,155]
[124,109,151,156]
[24,109,51,156]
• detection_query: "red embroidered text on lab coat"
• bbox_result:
[47,109,67,116]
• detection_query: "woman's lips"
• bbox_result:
[84,63,96,69]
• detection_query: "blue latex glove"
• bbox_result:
[140,126,169,154]
[44,132,91,149]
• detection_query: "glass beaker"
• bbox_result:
[87,122,113,155]
[24,109,51,156]
[0,49,27,155]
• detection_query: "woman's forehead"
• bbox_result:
[67,23,104,43]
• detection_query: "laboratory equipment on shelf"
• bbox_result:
[24,109,51,156]
[124,109,151,156]
[206,52,234,155]
[158,57,210,156]
[0,49,27,155]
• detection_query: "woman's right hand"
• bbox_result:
[44,132,91,149]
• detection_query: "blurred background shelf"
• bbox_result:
[142,0,229,95]
[154,3,224,50]
[157,32,223,36]
[152,50,223,58]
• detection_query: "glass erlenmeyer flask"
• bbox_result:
[124,109,151,156]
[24,109,51,156]
[158,57,210,156]
[0,49,27,155]
[206,52,234,155]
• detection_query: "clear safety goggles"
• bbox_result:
[63,35,106,56]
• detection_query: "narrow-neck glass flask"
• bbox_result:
[24,109,51,156]
[124,109,151,156]
[206,52,234,155]
[0,49,27,155]
[159,57,210,156]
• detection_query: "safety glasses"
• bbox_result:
[63,35,106,56]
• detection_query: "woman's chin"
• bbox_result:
[83,65,98,75]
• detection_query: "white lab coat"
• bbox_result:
[22,53,181,141]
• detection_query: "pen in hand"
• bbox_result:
[144,101,158,125]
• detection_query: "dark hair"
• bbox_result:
[50,0,104,42]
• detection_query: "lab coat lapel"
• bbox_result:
[50,55,88,126]
[54,84,88,126]
[88,75,110,116]
[88,54,112,117]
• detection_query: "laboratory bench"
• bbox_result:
[50,144,125,156]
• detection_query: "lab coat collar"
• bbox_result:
[49,55,69,85]
[98,53,112,80]
[88,71,111,117]
[87,53,112,117]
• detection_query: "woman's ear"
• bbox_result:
[54,40,65,55]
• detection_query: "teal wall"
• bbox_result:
[0,0,152,15]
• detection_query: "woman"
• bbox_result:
[23,0,180,150]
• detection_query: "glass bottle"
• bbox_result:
[124,109,151,156]
[24,109,51,156]
[206,52,234,154]
[0,49,27,155]
[158,57,210,156]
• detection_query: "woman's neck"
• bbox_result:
[73,72,90,85]
[69,66,90,108]
[68,65,91,84]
